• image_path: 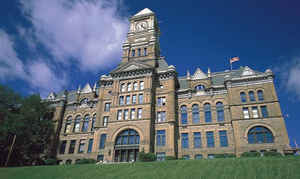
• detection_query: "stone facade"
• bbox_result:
[46,8,290,164]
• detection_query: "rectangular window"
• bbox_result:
[208,154,215,159]
[78,139,86,153]
[103,116,108,127]
[59,140,67,154]
[133,82,138,90]
[138,108,142,119]
[65,122,71,133]
[157,97,166,106]
[219,130,228,147]
[139,94,143,104]
[97,155,104,162]
[124,109,129,120]
[144,48,147,56]
[206,131,215,148]
[131,109,136,120]
[140,81,144,90]
[132,95,137,104]
[87,139,93,153]
[104,103,111,112]
[193,132,202,148]
[156,130,166,146]
[261,106,269,118]
[138,48,141,56]
[99,134,106,149]
[127,83,132,91]
[181,133,189,149]
[119,96,124,105]
[131,50,135,57]
[157,111,166,122]
[252,106,259,118]
[121,84,126,92]
[183,155,190,160]
[126,95,130,105]
[205,111,212,122]
[195,154,203,159]
[243,107,250,119]
[156,152,166,161]
[68,140,76,154]
[117,110,122,120]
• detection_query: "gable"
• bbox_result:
[110,61,153,73]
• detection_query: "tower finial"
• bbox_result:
[187,70,191,80]
[208,68,211,77]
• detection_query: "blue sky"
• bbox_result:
[0,0,300,147]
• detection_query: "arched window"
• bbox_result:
[115,129,140,145]
[257,90,264,101]
[192,104,200,124]
[181,105,188,124]
[82,115,89,132]
[216,102,224,122]
[195,85,205,91]
[248,126,274,144]
[64,116,72,133]
[249,91,256,101]
[73,115,81,132]
[204,103,212,122]
[91,114,96,131]
[240,92,247,103]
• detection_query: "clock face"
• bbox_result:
[135,21,148,31]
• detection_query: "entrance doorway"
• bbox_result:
[114,129,140,162]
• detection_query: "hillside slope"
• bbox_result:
[1,157,300,179]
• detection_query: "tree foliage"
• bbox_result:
[0,84,54,166]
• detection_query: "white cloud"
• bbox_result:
[21,0,128,71]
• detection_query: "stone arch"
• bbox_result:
[244,123,276,141]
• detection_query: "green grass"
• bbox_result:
[1,157,300,179]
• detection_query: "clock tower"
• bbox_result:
[121,8,160,67]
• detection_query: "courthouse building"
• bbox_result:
[46,8,290,164]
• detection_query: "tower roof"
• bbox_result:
[133,8,154,17]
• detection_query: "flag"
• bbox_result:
[230,57,240,64]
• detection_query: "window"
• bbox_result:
[78,139,86,153]
[261,106,269,118]
[128,83,132,91]
[208,154,215,159]
[73,116,81,132]
[138,48,141,56]
[126,95,130,105]
[99,134,107,149]
[195,154,203,159]
[157,111,166,122]
[252,106,259,118]
[156,152,166,161]
[87,139,93,153]
[119,96,124,105]
[219,131,228,147]
[132,95,137,104]
[192,104,200,124]
[206,131,215,148]
[121,83,126,92]
[181,105,188,125]
[195,85,205,91]
[138,108,142,119]
[144,48,147,56]
[156,130,166,146]
[193,132,202,148]
[131,49,135,57]
[124,109,129,120]
[117,110,122,120]
[133,82,138,90]
[248,126,274,144]
[157,97,166,106]
[104,103,111,112]
[66,159,72,164]
[243,107,250,119]
[183,155,190,160]
[69,140,76,154]
[249,91,256,101]
[216,102,224,122]
[82,115,89,132]
[257,90,264,101]
[140,81,144,90]
[97,155,104,161]
[131,109,136,120]
[138,94,143,104]
[59,140,67,154]
[204,103,212,122]
[181,133,189,149]
[116,129,140,145]
[103,116,108,127]
[91,114,96,131]
[240,92,247,103]
[64,116,72,133]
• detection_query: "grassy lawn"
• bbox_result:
[1,157,300,179]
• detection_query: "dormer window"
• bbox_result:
[195,85,205,91]
[132,49,135,57]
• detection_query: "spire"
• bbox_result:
[82,83,92,94]
[93,82,97,92]
[187,70,191,80]
[207,68,211,78]
[77,85,81,94]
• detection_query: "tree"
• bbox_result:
[0,84,54,166]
